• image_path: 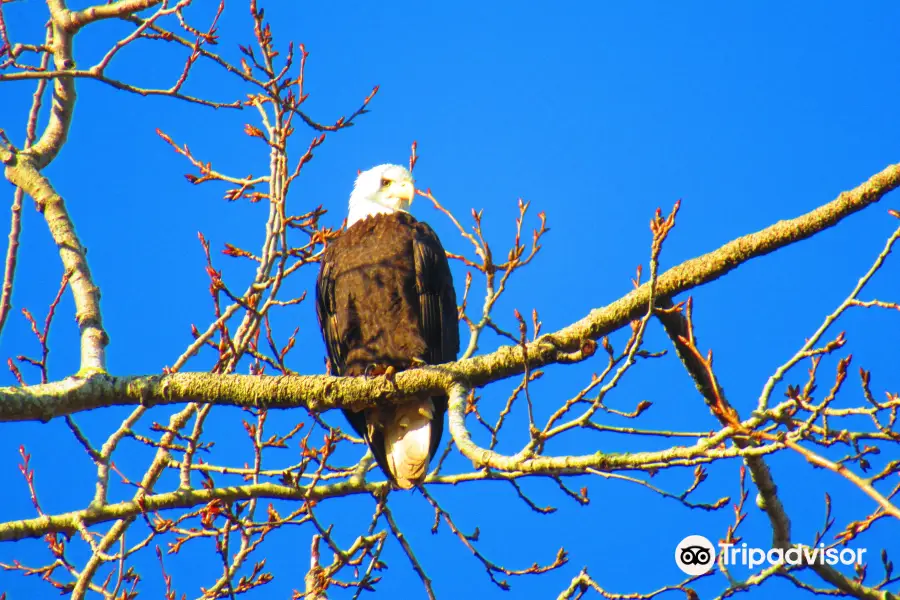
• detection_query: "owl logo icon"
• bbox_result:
[675,535,716,575]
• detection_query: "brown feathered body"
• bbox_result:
[315,212,459,488]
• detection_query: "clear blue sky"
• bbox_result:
[2,1,900,598]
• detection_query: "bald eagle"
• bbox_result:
[315,164,459,489]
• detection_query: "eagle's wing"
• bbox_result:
[317,255,369,430]
[413,222,460,459]
[315,257,348,377]
[316,249,388,465]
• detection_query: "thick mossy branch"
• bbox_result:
[1,161,899,423]
[0,369,459,422]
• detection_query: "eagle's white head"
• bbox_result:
[347,164,415,227]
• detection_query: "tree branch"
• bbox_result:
[1,161,898,421]
[3,155,107,373]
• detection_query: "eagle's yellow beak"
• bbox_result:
[395,180,414,205]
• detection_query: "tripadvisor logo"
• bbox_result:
[675,535,715,575]
[675,535,868,575]
[720,542,867,569]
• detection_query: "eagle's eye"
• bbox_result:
[380,178,391,188]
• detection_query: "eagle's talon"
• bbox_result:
[363,364,383,379]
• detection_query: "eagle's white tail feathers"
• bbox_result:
[384,398,434,489]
